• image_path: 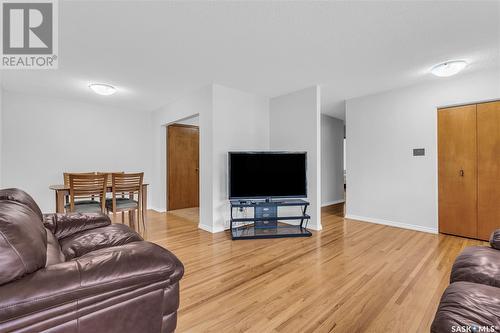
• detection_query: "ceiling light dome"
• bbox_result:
[430,60,467,77]
[89,83,116,96]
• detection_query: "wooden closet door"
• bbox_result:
[438,105,477,238]
[477,101,500,240]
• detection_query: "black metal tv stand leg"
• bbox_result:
[300,204,307,229]
[230,207,233,237]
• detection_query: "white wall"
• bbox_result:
[150,84,269,232]
[321,114,344,206]
[0,87,3,188]
[345,69,500,233]
[151,86,213,232]
[270,86,321,230]
[212,84,270,231]
[1,91,153,212]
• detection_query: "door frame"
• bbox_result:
[166,123,200,211]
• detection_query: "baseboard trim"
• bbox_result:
[148,207,166,213]
[321,200,345,207]
[306,224,322,231]
[345,214,438,234]
[198,223,226,234]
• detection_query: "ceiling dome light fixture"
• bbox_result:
[430,60,468,77]
[88,83,117,96]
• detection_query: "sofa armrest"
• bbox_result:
[0,241,184,325]
[43,212,111,240]
[490,229,500,250]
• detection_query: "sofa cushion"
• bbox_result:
[451,246,500,288]
[43,212,111,240]
[0,188,43,220]
[490,230,500,250]
[45,228,65,266]
[431,281,500,333]
[0,201,47,285]
[0,241,184,326]
[60,224,143,260]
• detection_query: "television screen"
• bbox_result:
[229,152,307,199]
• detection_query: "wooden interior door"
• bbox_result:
[477,101,500,240]
[167,124,199,211]
[438,105,477,238]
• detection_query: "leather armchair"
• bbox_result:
[0,188,184,333]
[431,230,500,332]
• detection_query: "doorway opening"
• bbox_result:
[166,115,200,223]
[320,115,346,218]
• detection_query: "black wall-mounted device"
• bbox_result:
[413,148,425,156]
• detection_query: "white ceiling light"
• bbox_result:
[88,83,117,96]
[430,60,467,77]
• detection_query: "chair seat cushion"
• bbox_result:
[431,281,500,333]
[106,198,138,210]
[65,200,102,213]
[451,246,500,288]
[59,224,143,260]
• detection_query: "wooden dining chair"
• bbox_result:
[97,172,124,188]
[63,172,95,186]
[106,172,145,234]
[63,172,95,205]
[67,173,107,213]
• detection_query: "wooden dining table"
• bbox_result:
[49,184,149,222]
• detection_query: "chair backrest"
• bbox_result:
[63,172,95,186]
[68,173,107,212]
[97,172,124,187]
[109,173,144,212]
[111,172,143,196]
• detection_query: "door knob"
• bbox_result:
[459,169,464,177]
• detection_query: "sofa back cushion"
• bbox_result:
[490,229,500,250]
[45,228,65,266]
[0,188,43,220]
[0,201,47,285]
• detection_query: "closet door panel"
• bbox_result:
[477,101,500,240]
[438,105,477,238]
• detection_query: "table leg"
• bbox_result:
[142,185,148,231]
[56,190,65,213]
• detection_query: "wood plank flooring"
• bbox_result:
[134,206,487,333]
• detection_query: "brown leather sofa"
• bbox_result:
[0,188,184,333]
[431,230,500,332]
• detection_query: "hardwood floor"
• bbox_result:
[134,205,487,332]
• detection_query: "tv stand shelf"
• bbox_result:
[229,199,312,240]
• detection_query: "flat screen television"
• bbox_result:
[228,152,307,199]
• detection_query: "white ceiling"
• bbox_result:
[2,1,499,119]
